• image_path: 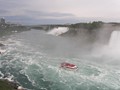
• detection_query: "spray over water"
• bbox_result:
[1,29,120,90]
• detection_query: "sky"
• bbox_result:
[0,0,120,24]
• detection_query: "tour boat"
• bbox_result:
[60,62,78,70]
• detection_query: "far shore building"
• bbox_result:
[0,18,6,25]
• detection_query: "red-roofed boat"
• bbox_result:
[60,62,78,70]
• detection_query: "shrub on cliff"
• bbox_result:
[69,21,103,30]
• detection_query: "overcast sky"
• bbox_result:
[0,0,120,24]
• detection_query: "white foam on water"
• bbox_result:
[2,30,120,90]
[0,71,4,78]
[0,49,6,53]
[4,74,14,82]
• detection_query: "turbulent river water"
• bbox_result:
[0,29,120,90]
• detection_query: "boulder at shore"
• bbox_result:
[0,79,25,90]
[0,79,18,90]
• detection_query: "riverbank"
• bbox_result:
[0,79,25,90]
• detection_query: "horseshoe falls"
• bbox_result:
[1,29,120,90]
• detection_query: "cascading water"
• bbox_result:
[91,30,120,59]
[47,27,68,36]
[108,31,120,55]
[0,29,120,90]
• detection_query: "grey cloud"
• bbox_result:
[3,14,120,25]
[0,0,28,11]
[3,15,79,25]
[0,9,8,14]
[3,15,35,24]
[1,0,120,24]
[25,10,75,18]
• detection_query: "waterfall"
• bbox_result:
[47,27,68,36]
[93,30,120,58]
[108,31,120,56]
[109,31,120,48]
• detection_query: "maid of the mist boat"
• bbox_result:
[60,62,78,70]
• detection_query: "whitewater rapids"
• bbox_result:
[0,29,120,90]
